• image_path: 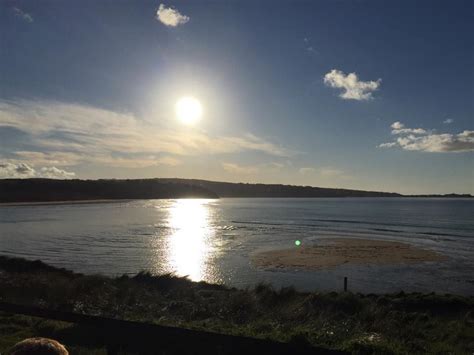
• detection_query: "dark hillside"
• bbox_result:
[0,179,218,203]
[159,179,402,198]
[1,178,470,203]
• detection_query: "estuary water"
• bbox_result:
[1,198,473,295]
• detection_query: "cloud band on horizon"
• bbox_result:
[0,99,292,176]
[379,122,474,153]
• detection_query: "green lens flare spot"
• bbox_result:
[295,240,301,246]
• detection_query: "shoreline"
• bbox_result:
[1,196,472,207]
[252,238,447,270]
[0,199,137,207]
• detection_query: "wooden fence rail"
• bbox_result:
[0,302,348,355]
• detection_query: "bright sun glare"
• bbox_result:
[175,97,203,125]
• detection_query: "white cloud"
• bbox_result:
[156,4,189,27]
[379,122,474,153]
[390,121,427,135]
[443,118,454,124]
[324,69,381,101]
[0,162,75,179]
[0,162,36,178]
[396,131,474,152]
[397,128,427,134]
[391,121,404,130]
[0,100,291,169]
[13,7,33,23]
[39,166,75,179]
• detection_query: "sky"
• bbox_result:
[0,0,473,194]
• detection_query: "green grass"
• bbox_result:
[0,256,473,354]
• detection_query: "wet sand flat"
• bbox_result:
[252,238,447,270]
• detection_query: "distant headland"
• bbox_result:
[0,178,471,203]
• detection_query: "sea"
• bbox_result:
[1,198,473,295]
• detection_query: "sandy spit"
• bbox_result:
[252,238,447,270]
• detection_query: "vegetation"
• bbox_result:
[0,256,472,354]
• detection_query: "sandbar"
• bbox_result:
[252,238,447,270]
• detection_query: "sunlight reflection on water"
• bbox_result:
[165,199,215,281]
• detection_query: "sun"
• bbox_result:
[175,97,202,125]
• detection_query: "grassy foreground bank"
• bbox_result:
[0,256,472,354]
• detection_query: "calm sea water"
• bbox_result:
[1,198,473,295]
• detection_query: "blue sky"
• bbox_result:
[0,0,473,194]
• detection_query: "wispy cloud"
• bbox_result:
[299,166,348,178]
[390,121,427,135]
[266,162,285,170]
[0,161,75,179]
[443,118,454,124]
[156,4,189,27]
[303,37,317,54]
[90,155,181,168]
[324,69,381,101]
[221,161,287,175]
[14,151,83,167]
[222,163,259,175]
[378,142,397,148]
[319,167,345,177]
[299,167,316,175]
[13,7,33,23]
[0,100,291,169]
[379,122,474,153]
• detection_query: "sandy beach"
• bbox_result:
[252,238,447,270]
